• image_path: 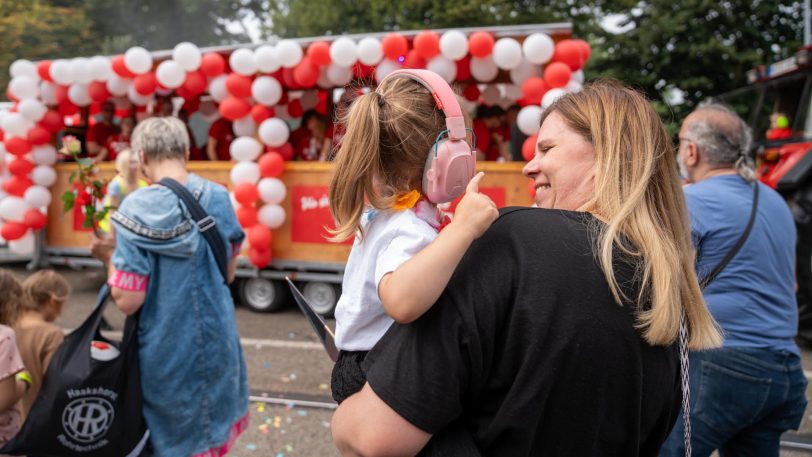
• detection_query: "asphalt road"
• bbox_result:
[7,264,812,456]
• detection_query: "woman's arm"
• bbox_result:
[378,173,498,323]
[91,225,147,316]
[206,138,219,161]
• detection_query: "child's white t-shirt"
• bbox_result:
[334,202,440,351]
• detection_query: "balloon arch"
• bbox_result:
[0,24,590,267]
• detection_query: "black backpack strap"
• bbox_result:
[158,178,229,283]
[700,182,760,288]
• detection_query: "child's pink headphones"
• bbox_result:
[379,69,476,204]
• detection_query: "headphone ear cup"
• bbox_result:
[423,138,475,204]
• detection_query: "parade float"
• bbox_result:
[0,23,591,314]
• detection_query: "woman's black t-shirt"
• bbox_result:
[364,207,681,456]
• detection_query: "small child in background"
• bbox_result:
[15,270,70,420]
[0,270,29,448]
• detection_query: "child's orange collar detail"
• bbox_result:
[392,190,422,211]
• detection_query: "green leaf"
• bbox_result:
[68,171,77,184]
[61,191,75,212]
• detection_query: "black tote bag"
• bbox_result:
[0,284,149,457]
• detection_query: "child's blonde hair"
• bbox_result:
[22,270,71,313]
[0,269,23,326]
[115,149,134,175]
[328,77,450,242]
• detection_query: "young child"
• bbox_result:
[0,270,29,447]
[16,270,70,420]
[99,149,149,233]
[328,71,499,404]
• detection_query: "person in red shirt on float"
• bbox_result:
[472,105,508,161]
[101,116,135,162]
[206,117,235,161]
[86,101,120,161]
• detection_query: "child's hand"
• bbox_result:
[451,172,498,240]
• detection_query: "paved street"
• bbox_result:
[8,263,812,456]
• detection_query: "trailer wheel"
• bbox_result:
[238,278,288,313]
[302,281,340,317]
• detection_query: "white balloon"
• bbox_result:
[18,99,47,122]
[32,166,57,187]
[426,56,456,83]
[8,232,34,255]
[254,45,280,73]
[23,185,51,208]
[208,75,229,102]
[357,37,383,66]
[68,58,92,84]
[40,81,59,106]
[31,145,58,165]
[374,59,400,82]
[68,83,91,106]
[230,161,260,185]
[230,136,263,162]
[127,84,153,106]
[326,64,353,86]
[229,48,257,76]
[517,105,542,136]
[276,40,303,68]
[258,178,286,204]
[565,81,583,93]
[89,56,112,82]
[106,75,131,96]
[258,118,290,148]
[440,30,468,61]
[471,56,499,82]
[493,38,523,70]
[251,76,282,106]
[124,46,153,75]
[156,60,186,88]
[523,33,555,65]
[258,204,285,229]
[510,59,541,85]
[2,113,34,137]
[9,76,39,100]
[173,42,202,71]
[330,37,358,67]
[300,91,318,110]
[233,117,257,137]
[0,196,27,221]
[542,88,568,109]
[49,59,73,85]
[571,70,585,84]
[482,85,500,106]
[10,60,37,79]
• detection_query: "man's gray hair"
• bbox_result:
[131,116,190,161]
[687,101,754,180]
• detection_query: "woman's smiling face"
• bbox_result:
[522,111,597,210]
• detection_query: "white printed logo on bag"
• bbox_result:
[58,387,118,452]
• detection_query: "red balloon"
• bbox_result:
[521,77,548,105]
[573,39,591,62]
[27,126,51,145]
[134,72,158,95]
[1,222,27,241]
[89,102,103,116]
[352,62,374,79]
[251,105,274,124]
[544,62,572,88]
[183,70,207,95]
[218,96,252,121]
[234,182,260,206]
[88,81,110,102]
[200,53,226,77]
[382,33,409,61]
[469,32,494,58]
[23,209,47,230]
[3,175,32,197]
[55,85,69,104]
[308,41,332,66]
[248,247,272,268]
[281,67,301,90]
[403,50,426,69]
[0,129,4,141]
[37,60,52,82]
[258,152,285,178]
[266,143,294,161]
[463,84,480,102]
[58,102,79,117]
[226,73,253,98]
[40,110,64,133]
[111,55,135,78]
[293,58,319,88]
[278,91,289,105]
[553,39,586,71]
[236,205,258,228]
[5,137,32,156]
[8,158,34,176]
[247,225,272,251]
[456,56,471,81]
[287,99,304,118]
[414,31,440,59]
[522,134,538,161]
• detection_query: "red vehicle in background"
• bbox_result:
[719,45,812,342]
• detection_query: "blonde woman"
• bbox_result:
[332,81,721,456]
[98,149,148,233]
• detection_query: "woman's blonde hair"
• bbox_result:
[541,81,722,350]
[22,270,71,312]
[0,269,23,326]
[328,78,447,242]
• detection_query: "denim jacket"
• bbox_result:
[109,174,248,456]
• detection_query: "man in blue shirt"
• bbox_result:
[662,103,807,456]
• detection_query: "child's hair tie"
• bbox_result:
[376,92,386,107]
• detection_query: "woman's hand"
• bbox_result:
[90,225,116,266]
[450,172,499,240]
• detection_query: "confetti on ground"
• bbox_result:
[297,410,307,416]
[319,383,329,391]
[276,453,284,457]
[322,421,331,428]
[245,443,257,451]
[263,361,271,369]
[256,403,265,413]
[258,423,270,435]
[285,444,294,452]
